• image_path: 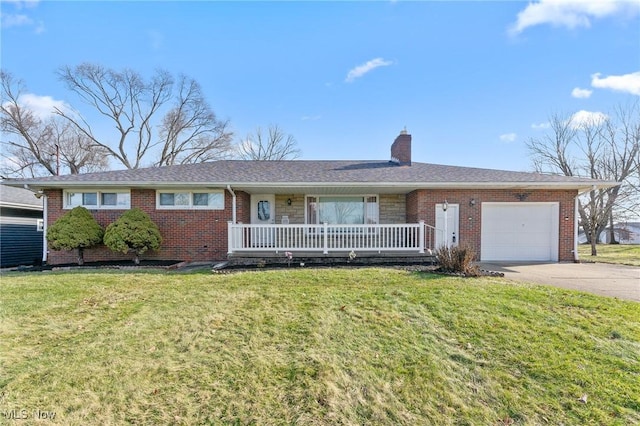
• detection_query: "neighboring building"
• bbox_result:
[578,222,640,245]
[1,131,617,264]
[0,185,44,267]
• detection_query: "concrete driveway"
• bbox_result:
[479,262,640,302]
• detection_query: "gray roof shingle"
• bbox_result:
[1,160,616,190]
[0,185,44,209]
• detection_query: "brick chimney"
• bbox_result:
[390,128,411,165]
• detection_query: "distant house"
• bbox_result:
[2,131,617,265]
[578,222,640,245]
[0,185,44,267]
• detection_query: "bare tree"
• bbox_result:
[157,75,233,166]
[527,104,639,255]
[600,104,640,242]
[1,70,108,177]
[55,63,233,169]
[238,124,301,160]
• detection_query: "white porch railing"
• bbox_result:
[227,221,436,255]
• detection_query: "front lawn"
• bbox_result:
[578,244,640,266]
[1,268,639,425]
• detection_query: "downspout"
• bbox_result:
[226,185,237,224]
[574,193,579,263]
[25,185,48,264]
[42,194,48,264]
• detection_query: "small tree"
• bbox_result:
[103,208,162,265]
[46,206,103,265]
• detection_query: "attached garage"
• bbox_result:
[481,202,559,262]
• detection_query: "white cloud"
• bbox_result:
[16,94,70,119]
[345,58,393,83]
[148,30,163,51]
[1,13,32,28]
[509,0,640,35]
[569,110,608,128]
[531,122,551,130]
[499,133,517,143]
[3,0,40,9]
[591,71,640,96]
[571,87,592,98]
[0,0,44,33]
[34,19,44,33]
[301,115,321,121]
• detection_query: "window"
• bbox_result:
[159,192,189,206]
[101,192,130,207]
[306,195,379,225]
[156,190,224,210]
[257,200,270,220]
[64,190,130,209]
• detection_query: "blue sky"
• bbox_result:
[1,0,639,172]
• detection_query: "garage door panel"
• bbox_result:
[481,203,559,262]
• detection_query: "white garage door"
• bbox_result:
[481,203,559,262]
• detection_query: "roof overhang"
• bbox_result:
[7,180,620,195]
[0,201,44,211]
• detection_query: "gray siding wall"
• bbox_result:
[0,207,43,267]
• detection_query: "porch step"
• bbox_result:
[226,252,437,269]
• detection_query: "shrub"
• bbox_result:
[47,206,104,265]
[435,244,480,277]
[103,208,162,265]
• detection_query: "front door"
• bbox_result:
[435,203,459,249]
[251,194,275,246]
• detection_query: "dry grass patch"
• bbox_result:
[1,268,639,425]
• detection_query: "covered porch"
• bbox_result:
[227,221,440,256]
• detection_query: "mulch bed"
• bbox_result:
[10,260,183,272]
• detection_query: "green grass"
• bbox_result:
[578,244,640,266]
[1,268,639,425]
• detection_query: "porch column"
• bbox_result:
[418,220,425,254]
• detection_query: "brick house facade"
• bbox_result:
[5,131,615,265]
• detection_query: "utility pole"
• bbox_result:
[55,144,60,176]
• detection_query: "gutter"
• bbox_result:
[3,180,621,191]
[226,185,237,224]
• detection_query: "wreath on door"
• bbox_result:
[258,201,270,221]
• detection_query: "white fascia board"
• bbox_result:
[224,181,620,191]
[5,179,619,192]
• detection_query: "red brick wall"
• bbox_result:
[236,191,251,224]
[406,189,577,262]
[391,133,412,164]
[44,187,578,264]
[44,188,246,265]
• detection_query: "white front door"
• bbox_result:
[251,194,275,246]
[435,203,459,249]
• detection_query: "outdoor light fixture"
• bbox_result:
[443,199,448,211]
[287,198,292,206]
[469,198,476,207]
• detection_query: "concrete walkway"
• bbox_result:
[479,262,640,302]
